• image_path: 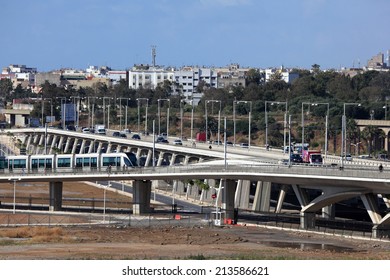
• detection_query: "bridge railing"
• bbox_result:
[0,161,387,181]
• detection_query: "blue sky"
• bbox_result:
[1,0,389,71]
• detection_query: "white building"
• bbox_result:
[128,65,175,90]
[265,68,299,83]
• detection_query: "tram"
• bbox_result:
[0,152,137,173]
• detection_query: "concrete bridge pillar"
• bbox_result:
[145,150,152,166]
[57,136,64,153]
[79,139,86,154]
[133,180,151,215]
[300,212,316,229]
[322,204,335,220]
[157,152,165,166]
[252,181,271,212]
[222,179,236,220]
[25,135,32,153]
[234,180,250,209]
[170,153,177,166]
[275,185,289,213]
[64,138,71,153]
[49,182,63,211]
[88,140,95,153]
[184,155,190,165]
[49,135,58,154]
[38,134,44,146]
[71,138,79,154]
[96,142,103,154]
[106,143,113,153]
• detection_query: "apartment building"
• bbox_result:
[128,65,175,90]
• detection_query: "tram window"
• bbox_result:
[46,159,52,169]
[83,157,90,167]
[91,157,97,168]
[76,158,83,168]
[32,159,38,169]
[13,159,27,169]
[39,159,45,168]
[0,156,6,169]
[103,157,120,167]
[9,159,13,170]
[58,157,71,168]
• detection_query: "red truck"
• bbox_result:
[196,132,206,142]
[302,150,323,164]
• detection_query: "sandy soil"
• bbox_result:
[1,181,390,260]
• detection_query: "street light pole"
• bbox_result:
[233,100,236,146]
[118,98,130,131]
[342,102,361,168]
[157,99,170,136]
[236,100,252,148]
[302,102,329,157]
[136,98,149,134]
[206,100,221,144]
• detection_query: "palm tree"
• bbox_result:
[361,125,384,156]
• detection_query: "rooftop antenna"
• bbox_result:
[151,45,156,67]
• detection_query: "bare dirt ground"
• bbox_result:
[1,182,390,260]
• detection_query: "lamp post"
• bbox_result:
[205,100,221,144]
[9,178,21,214]
[180,99,186,139]
[136,98,149,134]
[342,103,361,167]
[157,98,170,136]
[235,100,252,148]
[56,97,67,130]
[70,96,81,128]
[118,98,131,131]
[265,101,287,151]
[301,102,329,158]
[190,99,194,143]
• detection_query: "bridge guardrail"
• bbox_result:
[0,161,388,181]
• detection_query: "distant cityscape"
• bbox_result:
[1,48,389,103]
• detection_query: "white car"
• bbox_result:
[173,139,183,145]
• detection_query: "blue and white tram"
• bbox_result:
[0,152,135,173]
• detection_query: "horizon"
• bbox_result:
[1,0,389,72]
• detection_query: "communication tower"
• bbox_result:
[151,45,156,67]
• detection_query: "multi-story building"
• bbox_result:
[128,65,175,90]
[265,67,299,83]
[215,63,250,88]
[174,67,218,101]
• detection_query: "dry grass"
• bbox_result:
[0,226,69,243]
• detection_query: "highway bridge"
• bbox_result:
[1,128,390,238]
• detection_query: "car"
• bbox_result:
[173,139,183,145]
[82,127,91,133]
[290,153,303,163]
[132,134,141,140]
[119,133,127,138]
[213,140,222,145]
[240,143,249,148]
[112,131,121,137]
[156,136,169,143]
[341,154,353,161]
[225,141,233,146]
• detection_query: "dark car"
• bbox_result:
[112,131,120,137]
[156,136,169,143]
[131,134,141,140]
[290,153,303,163]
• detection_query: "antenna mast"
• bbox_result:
[151,45,156,67]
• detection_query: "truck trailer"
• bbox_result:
[302,150,323,164]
